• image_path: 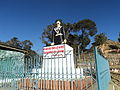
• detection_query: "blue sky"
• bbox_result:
[0,0,120,53]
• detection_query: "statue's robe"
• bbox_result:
[52,26,65,45]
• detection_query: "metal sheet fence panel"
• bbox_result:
[0,48,97,90]
[94,47,111,90]
[0,50,24,90]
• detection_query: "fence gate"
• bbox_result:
[1,45,110,90]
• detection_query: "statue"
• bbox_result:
[51,20,67,45]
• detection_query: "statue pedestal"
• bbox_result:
[32,44,83,80]
[43,44,74,78]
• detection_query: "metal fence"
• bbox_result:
[0,48,97,90]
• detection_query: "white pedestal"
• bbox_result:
[32,44,83,80]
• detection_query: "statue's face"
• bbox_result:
[56,21,61,26]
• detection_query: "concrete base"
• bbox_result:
[32,44,83,79]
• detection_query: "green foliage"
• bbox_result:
[42,19,97,52]
[22,40,33,50]
[74,19,97,36]
[118,32,120,42]
[6,37,22,48]
[94,33,108,46]
[42,25,54,46]
[5,37,33,50]
[72,19,97,51]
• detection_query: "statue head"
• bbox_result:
[56,21,61,26]
[55,19,62,27]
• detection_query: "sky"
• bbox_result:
[0,0,120,53]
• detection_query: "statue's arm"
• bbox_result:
[63,27,67,43]
[51,30,55,45]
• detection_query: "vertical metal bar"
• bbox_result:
[5,60,7,89]
[20,58,23,90]
[1,60,4,89]
[46,56,49,90]
[54,55,56,90]
[4,60,6,89]
[30,56,33,90]
[0,60,2,88]
[4,72,5,89]
[43,56,46,90]
[74,54,78,90]
[39,50,45,90]
[32,56,35,90]
[58,54,60,90]
[26,57,28,89]
[36,56,39,90]
[23,59,27,90]
[50,55,53,90]
[40,56,43,90]
[66,53,68,90]
[4,57,6,89]
[62,55,64,90]
[78,52,83,90]
[5,60,6,89]
[35,56,37,89]
[89,53,94,90]
[70,53,73,90]
[5,64,7,89]
[26,57,28,90]
[16,59,18,90]
[84,53,88,90]
[79,63,83,90]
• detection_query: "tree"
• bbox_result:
[71,19,97,51]
[22,40,33,50]
[4,37,34,51]
[93,33,108,46]
[42,19,97,52]
[5,37,22,48]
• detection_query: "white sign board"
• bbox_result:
[43,44,65,58]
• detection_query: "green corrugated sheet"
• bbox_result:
[0,50,25,79]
